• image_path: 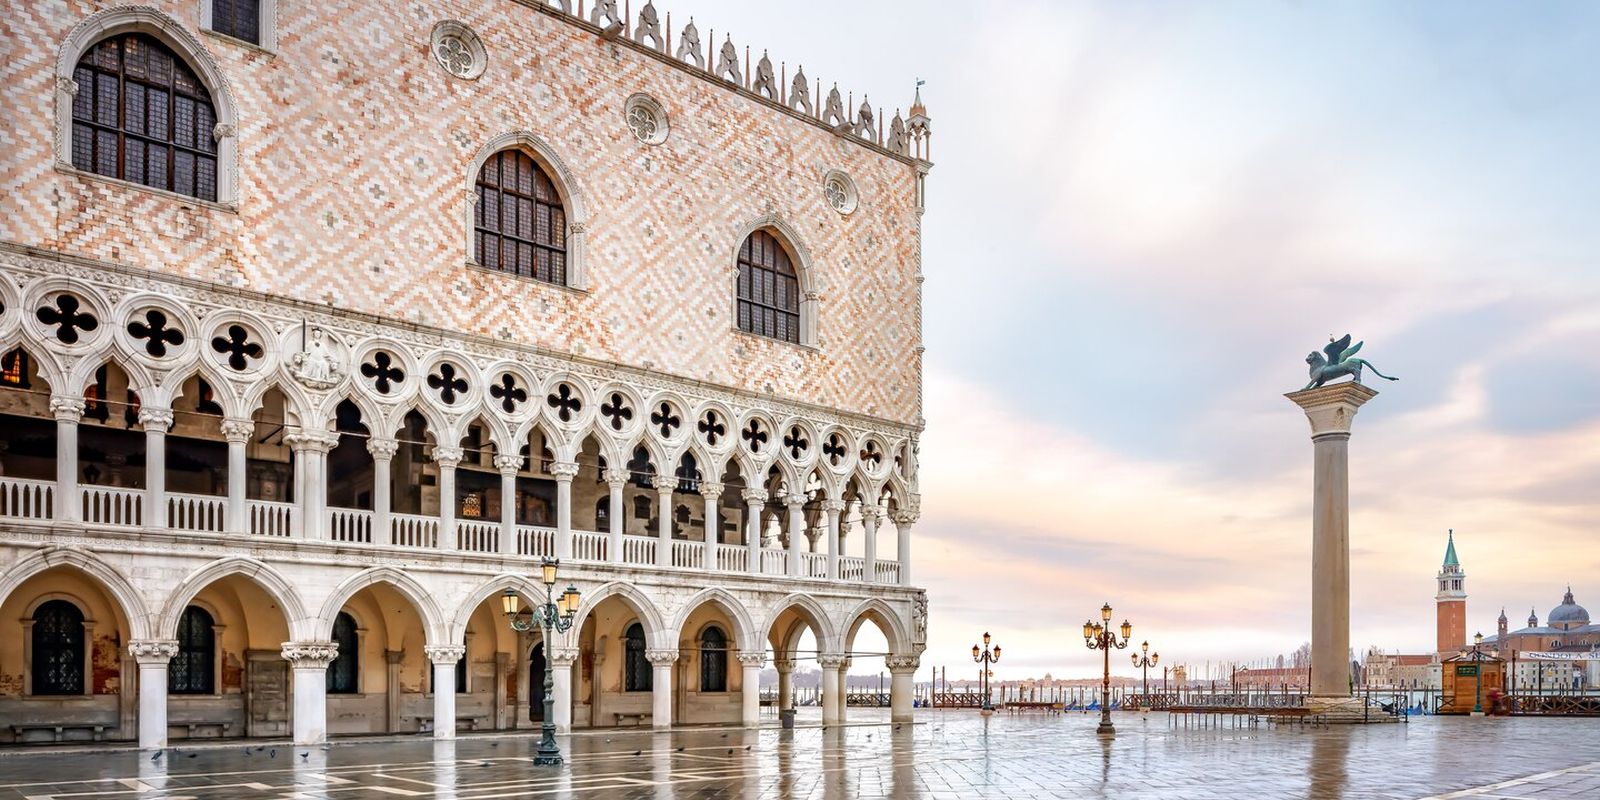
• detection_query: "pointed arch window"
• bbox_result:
[474,150,568,285]
[624,622,651,692]
[71,33,218,201]
[170,606,215,694]
[736,230,800,343]
[699,626,728,693]
[327,612,359,694]
[31,600,85,696]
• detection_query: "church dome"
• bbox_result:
[1548,588,1589,628]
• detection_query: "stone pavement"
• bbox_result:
[0,709,1596,799]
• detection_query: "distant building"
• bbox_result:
[1483,589,1599,691]
[1436,529,1467,655]
[1365,651,1439,690]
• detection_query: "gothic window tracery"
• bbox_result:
[71,33,219,201]
[475,150,568,285]
[736,230,800,343]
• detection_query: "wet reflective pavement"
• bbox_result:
[1,710,1597,799]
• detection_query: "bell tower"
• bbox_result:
[1435,529,1467,654]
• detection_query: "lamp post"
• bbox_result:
[1132,640,1159,713]
[972,632,1000,713]
[1083,602,1132,736]
[501,558,581,766]
[1465,631,1487,716]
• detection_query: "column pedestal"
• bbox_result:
[282,642,339,745]
[129,640,178,750]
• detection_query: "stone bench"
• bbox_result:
[170,720,234,738]
[417,715,489,732]
[611,712,650,727]
[11,724,110,743]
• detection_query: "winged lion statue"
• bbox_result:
[1304,334,1398,390]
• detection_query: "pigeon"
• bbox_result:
[269,749,277,758]
[632,750,642,756]
[720,733,728,738]
[150,751,162,762]
[675,747,684,752]
[186,753,198,759]
[299,753,309,761]
[490,743,499,748]
[256,746,267,752]
[744,746,752,751]
[727,749,734,755]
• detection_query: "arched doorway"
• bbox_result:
[527,641,546,722]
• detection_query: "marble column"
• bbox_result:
[775,658,794,711]
[552,460,578,559]
[367,437,398,542]
[823,500,844,580]
[738,653,764,728]
[743,488,766,574]
[699,481,723,570]
[129,640,179,749]
[550,648,578,733]
[647,650,677,730]
[425,645,466,739]
[784,494,806,577]
[606,468,627,563]
[653,476,674,567]
[1286,382,1378,700]
[892,509,917,585]
[861,507,880,583]
[495,454,521,555]
[433,446,463,550]
[50,396,84,521]
[887,656,919,723]
[282,642,338,745]
[221,419,253,534]
[138,407,173,529]
[819,654,845,727]
[285,432,338,540]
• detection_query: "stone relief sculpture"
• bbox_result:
[633,1,663,50]
[590,0,621,28]
[789,66,812,114]
[753,51,777,99]
[887,112,907,155]
[855,97,876,140]
[912,591,928,644]
[1303,334,1399,390]
[676,18,704,68]
[290,326,344,390]
[716,37,742,84]
[823,85,845,127]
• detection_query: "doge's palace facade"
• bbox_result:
[0,0,930,747]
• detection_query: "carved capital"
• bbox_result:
[50,396,85,421]
[697,481,724,499]
[568,221,588,235]
[281,641,340,667]
[137,407,175,432]
[494,453,524,473]
[127,639,180,664]
[736,653,767,669]
[784,493,807,509]
[212,122,236,142]
[56,76,79,96]
[644,649,680,666]
[859,504,883,523]
[773,659,795,672]
[550,460,580,480]
[424,645,466,665]
[651,474,676,493]
[366,437,400,459]
[432,446,465,468]
[742,488,769,505]
[284,431,339,454]
[820,499,846,514]
[885,655,921,673]
[817,654,848,670]
[220,418,255,443]
[604,467,629,487]
[549,648,580,667]
[890,509,919,526]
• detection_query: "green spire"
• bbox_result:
[1443,529,1459,567]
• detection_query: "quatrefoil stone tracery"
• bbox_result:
[127,309,184,358]
[822,433,847,466]
[436,36,474,76]
[430,21,486,81]
[210,324,262,371]
[490,373,527,413]
[360,352,405,395]
[600,393,633,431]
[698,411,727,446]
[741,419,768,453]
[783,426,810,459]
[428,364,469,404]
[627,106,658,142]
[36,295,99,344]
[547,383,582,422]
[650,402,681,437]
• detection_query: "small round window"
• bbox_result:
[823,170,858,215]
[624,93,669,146]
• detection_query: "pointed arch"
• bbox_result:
[465,131,590,289]
[314,567,447,645]
[0,547,151,639]
[841,597,910,656]
[669,588,758,654]
[446,572,544,643]
[157,556,310,640]
[731,212,818,346]
[570,580,667,649]
[762,592,837,655]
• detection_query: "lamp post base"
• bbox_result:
[1096,720,1116,736]
[533,721,563,766]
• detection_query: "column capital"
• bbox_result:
[773,658,795,672]
[697,481,724,498]
[651,474,676,493]
[549,648,580,667]
[645,648,680,666]
[49,395,85,421]
[432,446,465,467]
[284,432,340,454]
[281,641,339,667]
[220,418,255,443]
[494,453,524,473]
[604,468,629,487]
[127,639,179,664]
[137,407,174,432]
[742,487,769,505]
[820,499,846,514]
[1285,382,1379,437]
[817,654,848,670]
[366,436,400,459]
[784,493,807,509]
[424,645,466,665]
[891,509,919,526]
[859,504,883,523]
[885,655,921,673]
[550,460,580,480]
[736,653,767,668]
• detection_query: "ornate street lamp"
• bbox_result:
[1131,640,1159,713]
[1083,602,1132,736]
[972,632,1001,713]
[1465,631,1487,716]
[501,558,581,765]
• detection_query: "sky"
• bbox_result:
[680,0,1600,681]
